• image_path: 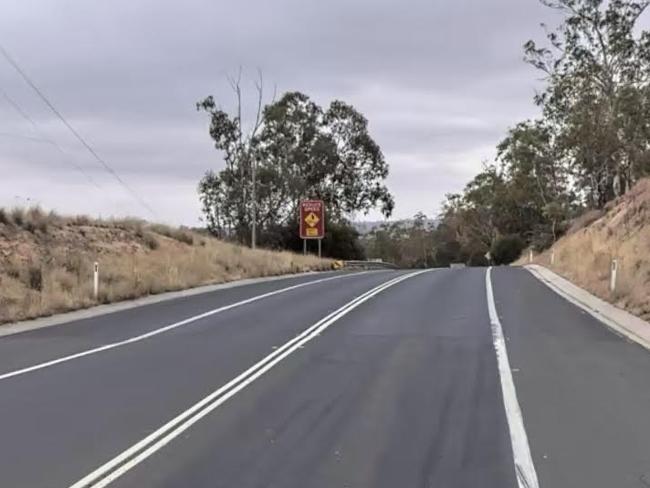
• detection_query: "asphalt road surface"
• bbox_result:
[1,267,650,488]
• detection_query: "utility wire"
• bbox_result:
[0,43,156,217]
[0,86,102,189]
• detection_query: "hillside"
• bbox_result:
[0,208,330,324]
[525,178,650,321]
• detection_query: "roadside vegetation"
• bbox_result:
[524,177,650,321]
[1,75,398,324]
[0,208,330,324]
[364,0,650,270]
[196,83,392,257]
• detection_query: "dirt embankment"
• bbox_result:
[523,178,650,321]
[0,208,331,324]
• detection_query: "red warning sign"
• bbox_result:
[299,200,325,240]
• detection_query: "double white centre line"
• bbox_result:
[0,272,375,382]
[69,269,430,488]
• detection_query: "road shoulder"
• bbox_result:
[525,264,650,351]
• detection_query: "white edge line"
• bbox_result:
[525,265,650,351]
[486,267,540,488]
[69,269,431,488]
[0,270,363,338]
[0,271,376,382]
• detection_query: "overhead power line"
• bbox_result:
[0,86,102,189]
[0,43,156,217]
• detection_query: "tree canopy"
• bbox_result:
[363,0,650,267]
[525,0,650,205]
[197,90,393,249]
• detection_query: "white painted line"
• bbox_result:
[0,271,375,383]
[0,270,362,338]
[486,268,540,488]
[68,269,431,488]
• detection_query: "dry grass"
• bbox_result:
[148,223,194,245]
[523,178,650,321]
[565,208,606,235]
[0,208,331,324]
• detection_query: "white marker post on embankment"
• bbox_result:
[93,262,99,300]
[610,258,618,293]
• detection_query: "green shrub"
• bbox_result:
[491,234,526,265]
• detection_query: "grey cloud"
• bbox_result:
[1,0,561,224]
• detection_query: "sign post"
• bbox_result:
[300,200,325,256]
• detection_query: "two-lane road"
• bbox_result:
[1,268,650,487]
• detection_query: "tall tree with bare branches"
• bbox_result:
[196,70,267,244]
[197,86,393,246]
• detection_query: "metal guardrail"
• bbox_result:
[343,260,400,270]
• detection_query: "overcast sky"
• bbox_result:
[0,0,562,225]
